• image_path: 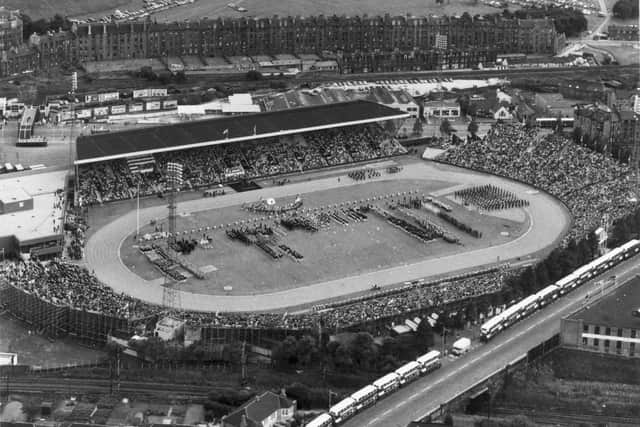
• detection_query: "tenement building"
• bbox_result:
[560,276,640,358]
[574,100,640,161]
[0,7,23,52]
[61,14,561,66]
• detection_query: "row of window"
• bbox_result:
[584,324,637,338]
[582,337,636,356]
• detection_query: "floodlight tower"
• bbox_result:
[166,162,183,250]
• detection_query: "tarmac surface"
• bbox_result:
[84,160,570,312]
[341,255,640,427]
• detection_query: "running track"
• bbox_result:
[85,161,570,312]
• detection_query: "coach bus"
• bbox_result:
[329,397,356,424]
[535,284,559,308]
[481,239,640,341]
[306,413,333,427]
[372,372,400,398]
[515,294,539,317]
[350,385,377,411]
[415,350,441,374]
[394,361,421,385]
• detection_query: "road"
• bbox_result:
[85,161,570,312]
[341,256,640,427]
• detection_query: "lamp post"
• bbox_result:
[136,181,140,239]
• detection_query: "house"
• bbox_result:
[222,390,296,427]
[154,316,185,341]
[423,99,460,119]
[469,89,515,121]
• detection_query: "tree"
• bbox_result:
[246,70,263,81]
[273,336,300,368]
[554,114,563,134]
[467,120,479,136]
[414,319,435,350]
[349,332,377,370]
[613,0,639,19]
[412,118,423,136]
[385,119,397,135]
[295,335,318,367]
[514,7,587,38]
[439,118,454,137]
[572,126,583,145]
[173,70,187,83]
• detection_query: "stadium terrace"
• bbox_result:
[74,101,409,165]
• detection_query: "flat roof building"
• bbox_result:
[0,170,66,258]
[561,276,640,358]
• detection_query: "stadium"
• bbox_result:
[5,98,636,350]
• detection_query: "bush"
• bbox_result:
[514,7,587,38]
[612,0,638,19]
[285,383,330,409]
[246,70,264,81]
[203,401,232,421]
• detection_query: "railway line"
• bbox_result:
[0,377,212,398]
[493,407,640,426]
[84,64,637,94]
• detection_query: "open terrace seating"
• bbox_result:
[438,123,636,244]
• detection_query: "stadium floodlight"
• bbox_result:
[166,162,183,251]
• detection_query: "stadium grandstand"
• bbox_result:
[74,100,409,205]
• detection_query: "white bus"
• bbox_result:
[535,284,559,308]
[394,361,421,385]
[350,384,377,410]
[305,413,333,427]
[372,372,400,398]
[329,397,356,424]
[481,313,504,340]
[416,350,441,374]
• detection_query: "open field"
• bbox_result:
[151,0,512,21]
[62,0,516,21]
[3,0,144,20]
[85,158,570,311]
[119,176,528,295]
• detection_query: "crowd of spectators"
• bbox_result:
[64,207,88,260]
[0,257,510,332]
[439,124,636,243]
[0,260,156,319]
[78,124,405,205]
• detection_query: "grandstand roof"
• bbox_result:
[75,100,408,165]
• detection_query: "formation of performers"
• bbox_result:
[348,167,381,181]
[454,184,529,211]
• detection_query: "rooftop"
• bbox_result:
[0,187,31,204]
[0,170,66,243]
[569,276,640,330]
[75,101,408,165]
[223,391,294,427]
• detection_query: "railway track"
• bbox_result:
[86,64,637,93]
[0,377,212,398]
[493,406,640,426]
